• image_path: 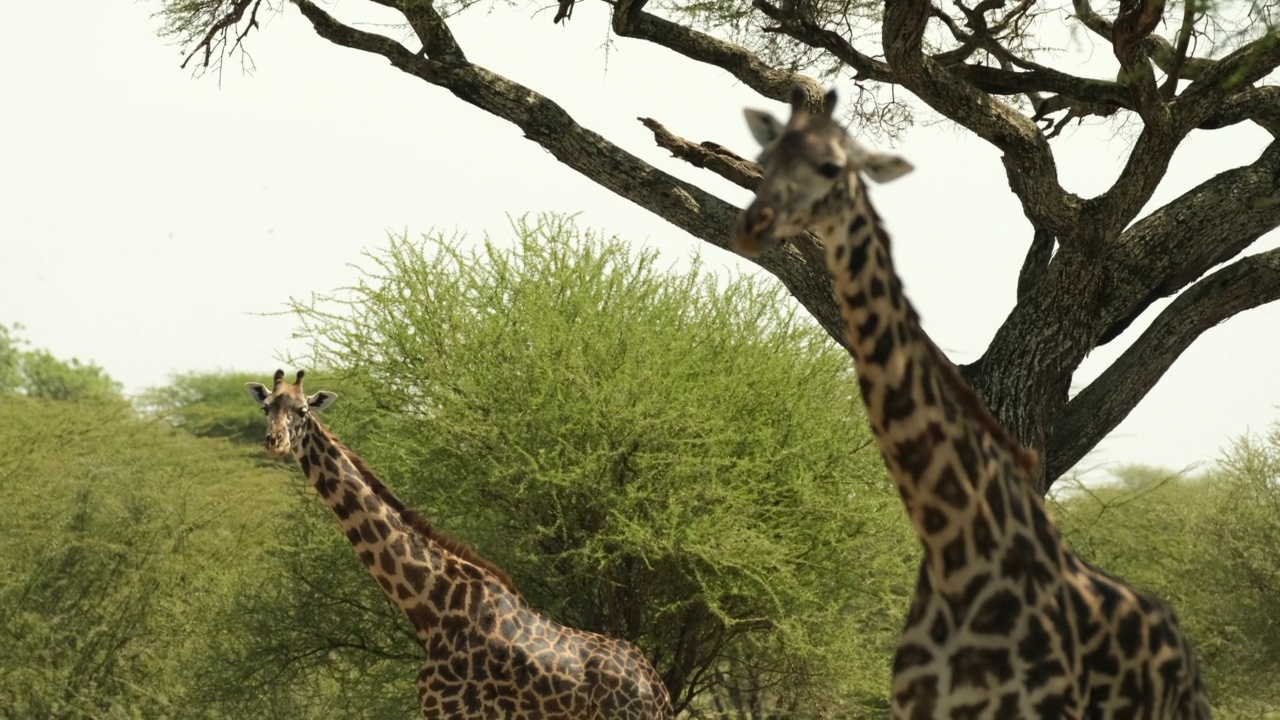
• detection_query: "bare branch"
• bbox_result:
[881,0,1079,237]
[607,2,822,104]
[368,0,466,61]
[180,0,263,70]
[1048,246,1280,480]
[1159,0,1199,99]
[638,118,761,191]
[751,0,893,83]
[1071,0,1112,39]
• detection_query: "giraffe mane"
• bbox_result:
[866,205,1040,482]
[924,332,1040,480]
[320,427,523,597]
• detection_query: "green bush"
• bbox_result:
[0,396,291,718]
[201,214,915,717]
[0,323,121,401]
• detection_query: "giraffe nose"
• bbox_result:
[265,433,289,458]
[732,204,778,258]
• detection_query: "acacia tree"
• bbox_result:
[156,0,1280,492]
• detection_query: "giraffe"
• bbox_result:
[731,87,1211,718]
[244,369,674,720]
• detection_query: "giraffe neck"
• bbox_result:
[294,418,517,643]
[823,178,1043,593]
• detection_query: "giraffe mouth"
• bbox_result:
[732,204,781,258]
[264,432,291,459]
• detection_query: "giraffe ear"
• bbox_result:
[862,152,914,184]
[307,391,338,411]
[744,108,785,148]
[245,382,270,406]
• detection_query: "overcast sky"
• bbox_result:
[2,3,1277,481]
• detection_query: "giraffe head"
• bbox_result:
[244,369,338,459]
[733,86,914,257]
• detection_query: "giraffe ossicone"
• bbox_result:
[245,369,673,719]
[734,87,1211,718]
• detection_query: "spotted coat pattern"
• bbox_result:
[246,370,673,720]
[732,88,1211,719]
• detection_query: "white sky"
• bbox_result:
[2,3,1277,480]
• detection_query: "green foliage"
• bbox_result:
[206,213,915,716]
[0,323,121,402]
[0,396,291,718]
[139,370,270,445]
[1190,426,1280,714]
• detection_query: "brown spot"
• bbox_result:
[972,513,998,558]
[893,643,933,674]
[428,576,450,609]
[941,535,967,577]
[948,646,1013,690]
[933,466,968,509]
[970,589,1020,635]
[868,329,895,365]
[895,674,938,718]
[448,582,468,611]
[921,506,948,535]
[403,563,428,593]
[870,276,886,298]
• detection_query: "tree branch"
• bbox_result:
[1198,85,1280,136]
[881,0,1079,238]
[368,0,466,61]
[1084,122,1182,236]
[1175,31,1280,131]
[286,0,849,346]
[1017,228,1055,302]
[606,1,824,104]
[179,0,264,70]
[1159,0,1198,99]
[638,117,761,191]
[1095,139,1280,344]
[1048,246,1280,480]
[749,0,894,83]
[1074,0,1212,82]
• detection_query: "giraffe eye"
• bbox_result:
[818,162,842,179]
[295,407,308,418]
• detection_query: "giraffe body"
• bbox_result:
[246,370,673,719]
[733,88,1210,718]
